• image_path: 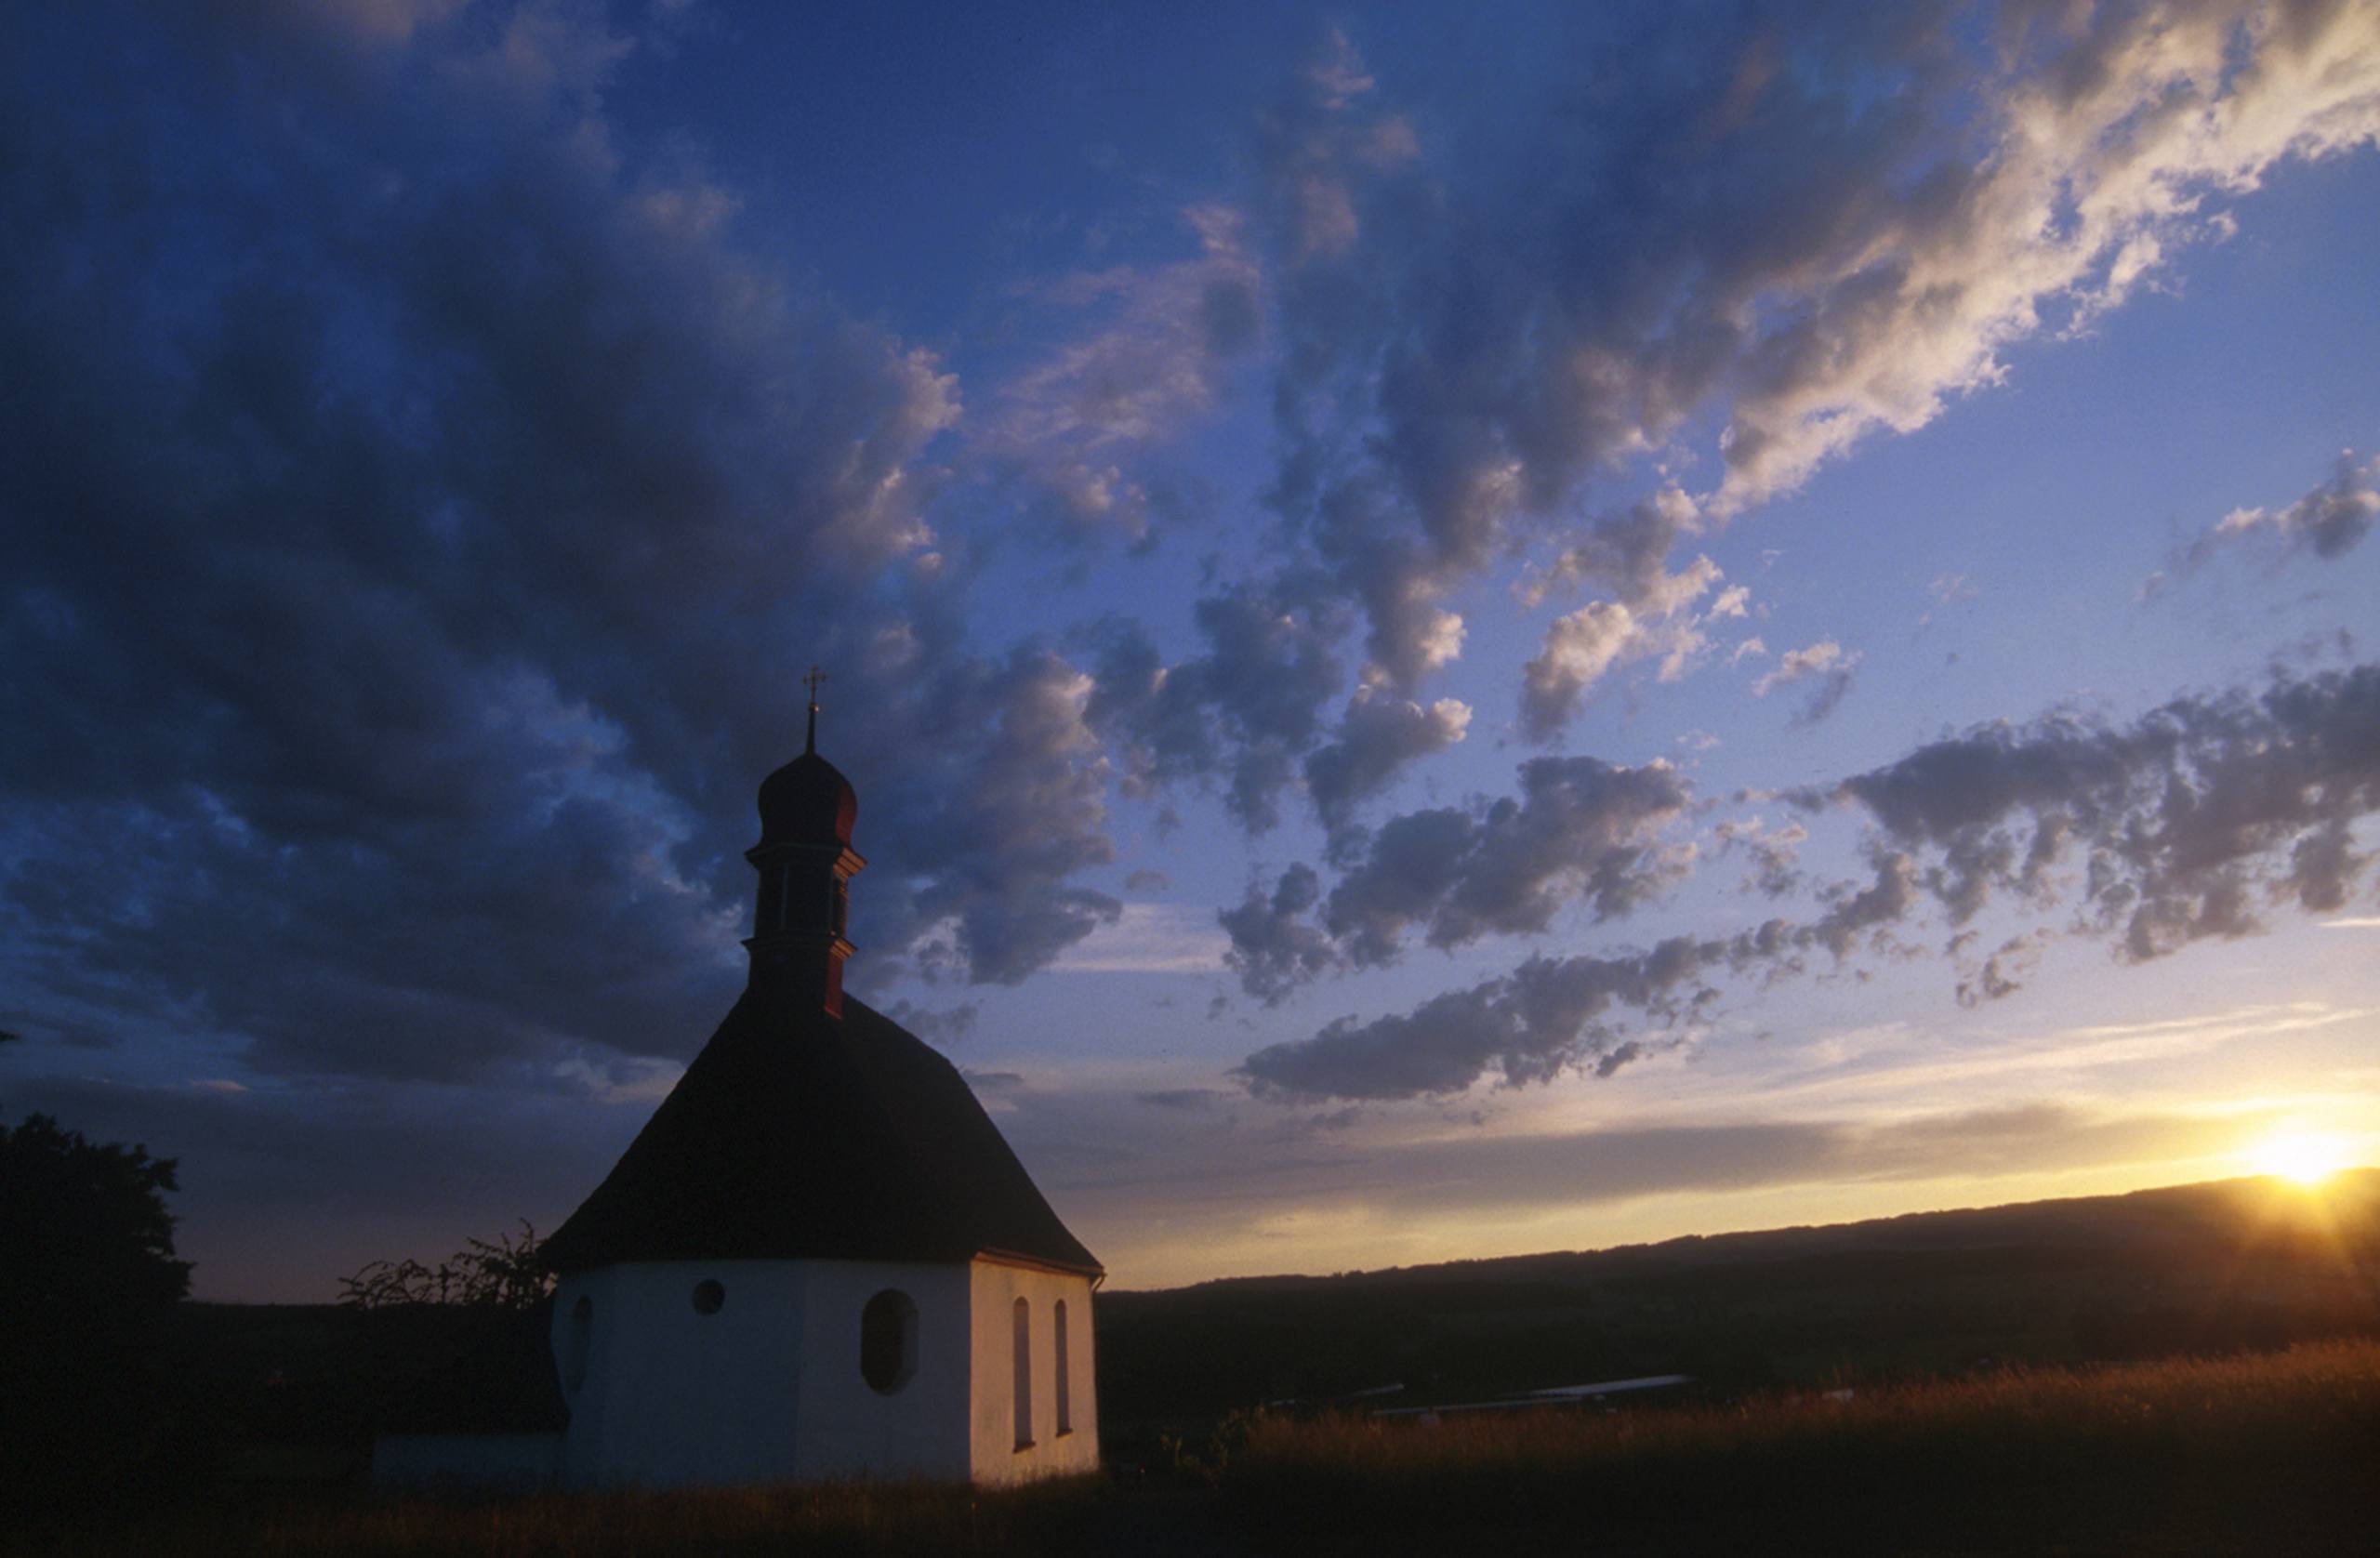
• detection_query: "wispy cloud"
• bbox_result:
[1752,639,1861,724]
[2141,448,2379,599]
[1048,903,1231,974]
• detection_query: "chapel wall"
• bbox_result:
[965,1259,1100,1485]
[551,1261,808,1486]
[786,1258,973,1481]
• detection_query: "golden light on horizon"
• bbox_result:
[2243,1129,2355,1187]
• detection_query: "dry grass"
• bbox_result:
[13,1477,1103,1558]
[1217,1338,2380,1554]
[15,1341,2376,1556]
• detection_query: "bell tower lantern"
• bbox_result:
[745,668,864,1017]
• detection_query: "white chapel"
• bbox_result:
[536,695,1103,1487]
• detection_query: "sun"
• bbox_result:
[2244,1131,2354,1187]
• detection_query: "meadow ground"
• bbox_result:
[1210,1336,2380,1556]
[11,1339,2375,1557]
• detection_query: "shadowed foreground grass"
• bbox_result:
[14,1479,1109,1558]
[15,1340,2376,1556]
[1217,1337,2380,1555]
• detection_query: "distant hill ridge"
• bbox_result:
[1093,1171,2380,1424]
[1112,1169,2380,1297]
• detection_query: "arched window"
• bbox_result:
[1012,1297,1033,1448]
[1052,1299,1072,1436]
[860,1288,918,1394]
[562,1295,593,1394]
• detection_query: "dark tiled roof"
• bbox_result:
[542,991,1100,1277]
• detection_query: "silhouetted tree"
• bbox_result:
[337,1221,552,1311]
[0,1114,193,1507]
[336,1222,566,1437]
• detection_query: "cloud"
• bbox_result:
[1714,815,1809,898]
[1239,937,1712,1101]
[882,648,1124,984]
[1046,903,1230,974]
[2141,448,2380,598]
[1080,565,1475,841]
[1325,1102,2241,1217]
[1079,574,1350,831]
[1220,865,1342,1005]
[1517,489,1711,613]
[1810,662,2380,958]
[975,205,1263,543]
[1249,5,2380,693]
[1133,1088,1230,1111]
[0,3,1134,1083]
[1519,554,1726,741]
[1753,639,1861,724]
[8,3,2377,1180]
[1303,680,1473,837]
[1322,756,1696,968]
[1801,847,1920,961]
[1227,847,1911,1102]
[1218,755,1695,1005]
[1955,932,2046,1008]
[1752,639,1849,696]
[1246,659,2380,1101]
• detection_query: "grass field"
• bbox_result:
[16,1339,2376,1557]
[12,1479,1108,1558]
[1216,1337,2380,1555]
[1095,1172,2380,1423]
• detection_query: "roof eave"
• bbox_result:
[972,1245,1105,1281]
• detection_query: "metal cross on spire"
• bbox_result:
[803,666,826,754]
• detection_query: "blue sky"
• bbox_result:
[3,0,2376,1300]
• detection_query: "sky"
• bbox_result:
[3,0,2377,1302]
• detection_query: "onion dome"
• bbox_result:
[757,672,857,846]
[758,749,856,846]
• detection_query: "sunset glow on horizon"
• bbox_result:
[2243,1130,2360,1189]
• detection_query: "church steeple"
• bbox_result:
[745,670,864,1018]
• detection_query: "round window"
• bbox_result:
[860,1288,919,1394]
[692,1278,726,1315]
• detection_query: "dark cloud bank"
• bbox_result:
[0,3,1122,1090]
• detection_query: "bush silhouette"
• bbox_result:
[337,1222,568,1437]
[338,1220,552,1311]
[0,1114,193,1507]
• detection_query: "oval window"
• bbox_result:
[860,1288,918,1394]
[562,1295,592,1393]
[692,1278,726,1315]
